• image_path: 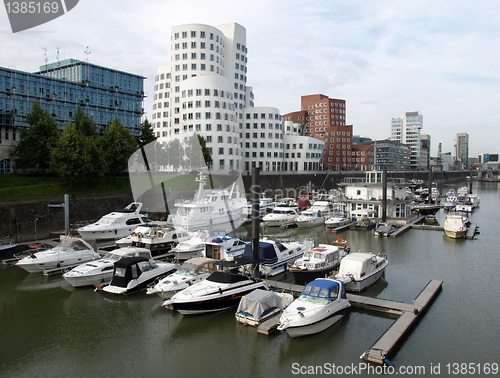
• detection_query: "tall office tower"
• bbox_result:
[153,23,250,172]
[455,132,469,169]
[285,94,351,171]
[390,111,423,169]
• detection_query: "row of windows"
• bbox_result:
[174,41,222,53]
[305,102,345,109]
[245,123,282,130]
[245,113,281,120]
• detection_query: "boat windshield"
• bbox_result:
[176,262,202,276]
[102,253,122,261]
[298,284,339,304]
[53,240,89,252]
[115,267,127,278]
[303,251,313,259]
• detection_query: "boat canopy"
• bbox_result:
[236,289,282,320]
[110,257,150,288]
[206,271,249,284]
[237,241,280,265]
[299,279,347,301]
[337,253,377,281]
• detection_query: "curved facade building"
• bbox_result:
[153,23,249,172]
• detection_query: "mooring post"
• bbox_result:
[382,168,387,223]
[251,167,260,278]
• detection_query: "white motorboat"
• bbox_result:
[457,186,469,196]
[289,244,347,284]
[443,195,459,212]
[325,211,352,229]
[295,200,334,228]
[170,229,227,260]
[102,256,176,295]
[115,224,156,248]
[76,202,147,240]
[262,198,300,227]
[243,197,274,221]
[202,234,248,262]
[15,238,101,274]
[171,172,246,232]
[237,238,313,277]
[118,223,190,257]
[63,247,156,288]
[443,214,468,239]
[335,252,388,292]
[277,278,351,337]
[235,289,294,326]
[373,222,396,237]
[146,257,217,299]
[162,271,269,315]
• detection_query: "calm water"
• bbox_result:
[1,181,499,377]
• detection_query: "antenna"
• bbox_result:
[43,48,48,67]
[56,47,60,63]
[84,46,91,63]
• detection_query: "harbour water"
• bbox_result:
[1,181,499,377]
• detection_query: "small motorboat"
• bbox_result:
[443,214,468,239]
[235,289,293,326]
[277,278,351,337]
[289,244,347,284]
[63,247,156,288]
[102,256,176,295]
[162,271,269,315]
[335,252,388,292]
[15,238,101,274]
[349,217,376,230]
[325,211,352,229]
[146,257,217,299]
[76,202,147,240]
[170,229,226,261]
[262,198,300,227]
[373,222,396,237]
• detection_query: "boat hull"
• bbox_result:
[444,230,466,239]
[284,307,350,337]
[345,268,385,292]
[290,266,338,285]
[63,272,112,288]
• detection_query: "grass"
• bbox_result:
[0,174,132,203]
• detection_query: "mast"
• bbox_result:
[251,167,260,278]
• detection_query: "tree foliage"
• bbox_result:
[12,101,59,171]
[102,118,138,176]
[138,118,157,148]
[73,105,98,137]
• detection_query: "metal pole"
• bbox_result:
[382,168,387,222]
[251,167,260,278]
[64,194,70,236]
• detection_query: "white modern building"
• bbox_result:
[153,22,324,173]
[390,111,423,169]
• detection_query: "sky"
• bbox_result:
[1,0,499,157]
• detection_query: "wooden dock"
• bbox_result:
[330,222,355,234]
[389,215,424,238]
[262,278,443,364]
[411,224,444,231]
[465,223,478,239]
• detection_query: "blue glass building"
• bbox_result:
[0,59,145,173]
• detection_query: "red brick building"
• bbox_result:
[283,94,353,170]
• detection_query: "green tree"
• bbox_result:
[51,122,104,180]
[197,134,212,168]
[12,101,59,172]
[138,118,157,148]
[102,118,137,176]
[72,105,98,136]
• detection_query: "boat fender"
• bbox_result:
[218,287,223,295]
[201,236,206,242]
[384,358,395,367]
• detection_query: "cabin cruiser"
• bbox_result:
[63,247,155,288]
[162,271,269,315]
[76,202,147,240]
[243,197,274,221]
[171,173,246,232]
[116,223,190,257]
[102,256,176,295]
[262,198,300,227]
[15,238,101,274]
[349,217,376,230]
[236,238,313,277]
[201,234,248,262]
[146,257,217,299]
[411,201,442,216]
[295,200,334,228]
[115,224,156,248]
[170,229,227,260]
[442,195,459,212]
[277,278,351,337]
[443,214,468,239]
[289,244,347,284]
[373,222,396,237]
[235,289,294,326]
[335,252,388,292]
[325,211,352,229]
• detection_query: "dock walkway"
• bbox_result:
[262,278,443,364]
[390,215,424,238]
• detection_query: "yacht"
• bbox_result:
[115,224,156,248]
[237,238,313,277]
[243,197,274,221]
[63,247,155,288]
[277,278,351,337]
[201,234,248,262]
[443,214,468,239]
[335,252,388,292]
[15,238,101,274]
[76,202,147,240]
[171,173,246,232]
[162,271,269,315]
[289,244,347,284]
[235,289,294,326]
[102,256,176,295]
[295,200,334,228]
[118,223,190,257]
[146,257,217,299]
[262,198,300,227]
[325,211,352,229]
[170,229,227,261]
